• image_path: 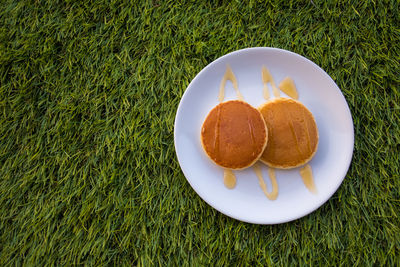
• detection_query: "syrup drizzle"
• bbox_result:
[285,109,303,158]
[278,77,299,99]
[218,65,242,189]
[253,163,278,200]
[216,66,316,196]
[263,84,270,100]
[246,110,256,153]
[261,66,280,98]
[299,164,317,194]
[213,105,221,158]
[219,64,244,102]
[301,108,312,155]
[223,169,236,189]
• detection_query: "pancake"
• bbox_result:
[258,98,318,169]
[201,100,268,170]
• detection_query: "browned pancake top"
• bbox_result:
[201,100,267,169]
[259,98,318,169]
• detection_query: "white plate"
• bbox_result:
[174,47,354,224]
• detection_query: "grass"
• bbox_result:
[0,0,399,265]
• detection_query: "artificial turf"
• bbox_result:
[0,0,399,265]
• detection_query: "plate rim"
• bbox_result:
[174,47,354,224]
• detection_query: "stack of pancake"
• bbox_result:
[201,98,318,170]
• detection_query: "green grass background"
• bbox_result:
[1,0,399,265]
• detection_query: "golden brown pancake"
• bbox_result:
[258,98,318,169]
[201,100,268,170]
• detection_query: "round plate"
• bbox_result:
[174,47,354,224]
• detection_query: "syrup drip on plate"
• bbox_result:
[261,66,280,98]
[217,66,316,196]
[223,169,236,189]
[253,163,278,200]
[260,66,317,196]
[218,65,243,189]
[219,64,244,102]
[299,164,317,194]
[278,77,298,99]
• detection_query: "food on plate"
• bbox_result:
[258,98,318,169]
[201,100,268,170]
[278,77,298,99]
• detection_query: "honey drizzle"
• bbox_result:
[219,64,244,102]
[278,77,299,99]
[267,109,275,158]
[253,163,278,200]
[302,108,312,154]
[285,109,303,158]
[271,81,280,97]
[223,169,236,189]
[218,65,244,189]
[261,66,280,98]
[246,110,256,153]
[299,164,317,194]
[262,84,270,100]
[213,105,221,157]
